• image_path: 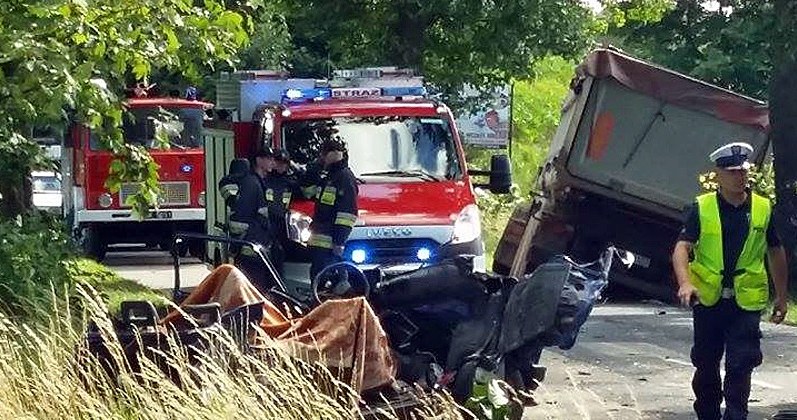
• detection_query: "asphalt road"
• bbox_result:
[524,301,797,420]
[103,250,797,419]
[103,245,210,290]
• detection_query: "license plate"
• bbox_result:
[149,210,173,219]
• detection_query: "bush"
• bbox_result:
[0,213,166,319]
[0,213,73,317]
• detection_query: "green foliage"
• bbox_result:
[284,0,597,103]
[0,214,73,316]
[0,0,250,219]
[237,2,292,71]
[468,56,575,263]
[698,162,778,201]
[464,377,523,420]
[0,212,164,318]
[65,258,167,315]
[602,1,797,100]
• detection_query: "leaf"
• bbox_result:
[72,32,88,45]
[132,61,150,79]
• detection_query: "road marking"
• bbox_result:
[664,358,783,390]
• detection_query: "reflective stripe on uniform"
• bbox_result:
[220,183,238,199]
[320,186,337,205]
[334,211,357,227]
[258,207,269,217]
[308,233,333,249]
[265,188,274,202]
[282,191,292,206]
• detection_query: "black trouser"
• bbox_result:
[691,299,763,420]
[309,246,341,281]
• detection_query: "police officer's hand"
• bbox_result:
[333,245,344,257]
[771,298,788,324]
[677,283,699,308]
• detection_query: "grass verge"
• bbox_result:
[0,287,464,420]
[64,258,168,315]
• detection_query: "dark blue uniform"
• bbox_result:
[262,170,295,276]
[307,159,359,280]
[228,171,270,291]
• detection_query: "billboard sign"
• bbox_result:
[455,85,512,148]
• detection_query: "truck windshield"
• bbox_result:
[282,116,462,180]
[90,106,204,150]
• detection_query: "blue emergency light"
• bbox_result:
[416,247,432,261]
[381,86,427,97]
[281,87,332,103]
[281,85,426,104]
[351,248,368,264]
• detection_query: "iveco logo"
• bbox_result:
[366,227,412,238]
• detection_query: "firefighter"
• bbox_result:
[307,137,359,281]
[262,148,295,277]
[229,148,274,290]
[672,142,789,420]
[218,158,250,210]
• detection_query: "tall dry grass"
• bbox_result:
[0,285,465,420]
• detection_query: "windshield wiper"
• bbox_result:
[359,170,444,182]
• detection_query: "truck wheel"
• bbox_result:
[82,226,107,262]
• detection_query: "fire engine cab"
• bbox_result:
[62,85,212,261]
[204,68,511,299]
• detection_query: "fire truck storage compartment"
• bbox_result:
[215,73,317,122]
[203,128,237,264]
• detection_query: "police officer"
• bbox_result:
[262,148,295,277]
[306,138,359,280]
[229,148,273,290]
[672,142,789,420]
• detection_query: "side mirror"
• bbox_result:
[488,154,512,194]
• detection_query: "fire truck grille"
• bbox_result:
[119,182,191,207]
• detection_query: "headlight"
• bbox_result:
[451,204,482,244]
[286,210,313,245]
[198,191,206,207]
[98,193,112,208]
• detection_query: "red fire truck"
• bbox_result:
[204,68,511,299]
[62,88,212,261]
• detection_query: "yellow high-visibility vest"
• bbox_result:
[689,192,771,310]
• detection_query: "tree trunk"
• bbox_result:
[768,59,797,287]
[390,0,427,71]
[769,1,797,287]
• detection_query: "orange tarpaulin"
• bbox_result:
[160,264,396,394]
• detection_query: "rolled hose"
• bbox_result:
[310,261,370,305]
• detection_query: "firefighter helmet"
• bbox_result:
[320,137,347,154]
[273,148,291,162]
[254,146,275,159]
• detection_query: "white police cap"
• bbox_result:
[709,142,753,170]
